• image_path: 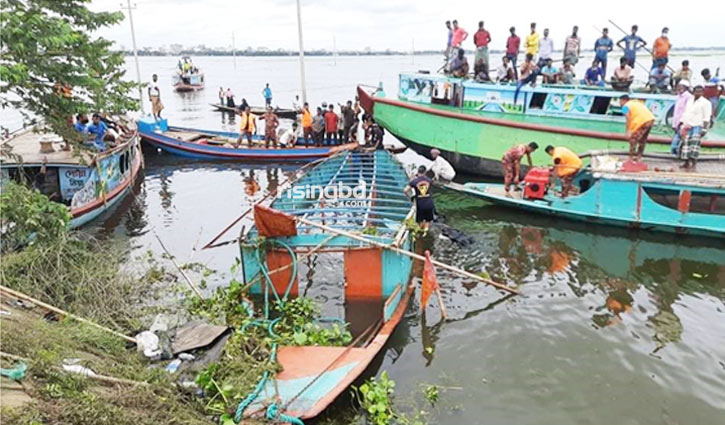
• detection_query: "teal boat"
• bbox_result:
[213,149,417,422]
[358,74,725,177]
[445,151,725,238]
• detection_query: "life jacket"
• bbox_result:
[240,112,256,133]
[301,109,313,127]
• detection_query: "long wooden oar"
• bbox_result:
[293,216,520,295]
[0,285,136,344]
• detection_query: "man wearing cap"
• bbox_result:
[619,95,655,162]
[428,149,456,182]
[670,80,693,154]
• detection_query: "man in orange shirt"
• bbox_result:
[652,27,671,69]
[545,145,582,198]
[619,95,656,162]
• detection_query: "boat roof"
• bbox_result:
[0,129,90,166]
[590,152,725,189]
[248,150,414,245]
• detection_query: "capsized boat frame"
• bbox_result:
[232,149,416,421]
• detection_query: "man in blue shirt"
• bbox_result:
[648,63,672,92]
[582,61,605,86]
[74,113,88,133]
[617,25,646,67]
[85,114,107,151]
[262,83,272,107]
[540,58,559,84]
[594,28,614,77]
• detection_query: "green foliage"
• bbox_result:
[0,0,138,143]
[0,232,145,331]
[404,216,425,238]
[0,181,70,253]
[273,298,353,347]
[423,385,438,405]
[353,371,396,425]
[362,226,379,236]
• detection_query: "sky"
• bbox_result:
[93,0,725,52]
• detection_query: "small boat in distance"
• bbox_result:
[209,103,298,120]
[0,119,143,228]
[173,56,204,92]
[137,116,356,161]
[445,151,725,238]
[232,149,416,421]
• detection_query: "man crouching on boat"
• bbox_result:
[428,149,456,183]
[405,166,435,232]
[502,142,538,194]
[545,145,582,198]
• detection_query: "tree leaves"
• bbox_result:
[1,0,138,142]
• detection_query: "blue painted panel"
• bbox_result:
[242,245,263,294]
[384,284,403,322]
[381,236,413,297]
[249,361,359,414]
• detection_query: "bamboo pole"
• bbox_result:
[0,286,136,344]
[0,352,148,387]
[152,231,203,299]
[292,216,520,295]
[436,288,448,319]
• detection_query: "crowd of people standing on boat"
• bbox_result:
[443,20,723,95]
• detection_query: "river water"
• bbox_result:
[5,54,725,424]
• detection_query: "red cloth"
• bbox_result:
[324,111,338,132]
[420,250,439,310]
[474,29,491,47]
[254,205,298,237]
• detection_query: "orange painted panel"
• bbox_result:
[678,190,691,213]
[344,248,382,299]
[266,249,298,297]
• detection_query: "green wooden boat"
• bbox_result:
[358,74,725,177]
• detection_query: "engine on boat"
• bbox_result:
[524,167,551,200]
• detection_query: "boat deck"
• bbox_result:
[0,129,88,165]
[592,153,725,188]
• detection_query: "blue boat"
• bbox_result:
[207,149,417,421]
[1,121,143,228]
[137,116,356,161]
[446,151,725,238]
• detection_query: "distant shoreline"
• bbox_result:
[121,47,725,57]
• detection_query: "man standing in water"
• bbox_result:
[262,83,272,107]
[148,74,164,121]
[405,165,435,232]
[620,94,655,163]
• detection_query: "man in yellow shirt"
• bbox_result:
[619,95,655,162]
[301,102,313,146]
[545,145,582,198]
[525,22,540,59]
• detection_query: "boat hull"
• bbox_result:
[446,180,725,238]
[358,85,725,178]
[138,117,355,161]
[174,83,204,92]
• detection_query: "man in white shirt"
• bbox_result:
[538,28,554,68]
[496,56,515,83]
[678,85,712,168]
[428,148,456,182]
[279,122,300,148]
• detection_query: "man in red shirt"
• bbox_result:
[506,27,521,80]
[474,21,492,68]
[324,105,339,145]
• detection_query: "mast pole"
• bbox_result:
[123,0,144,114]
[232,32,237,69]
[296,0,307,103]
